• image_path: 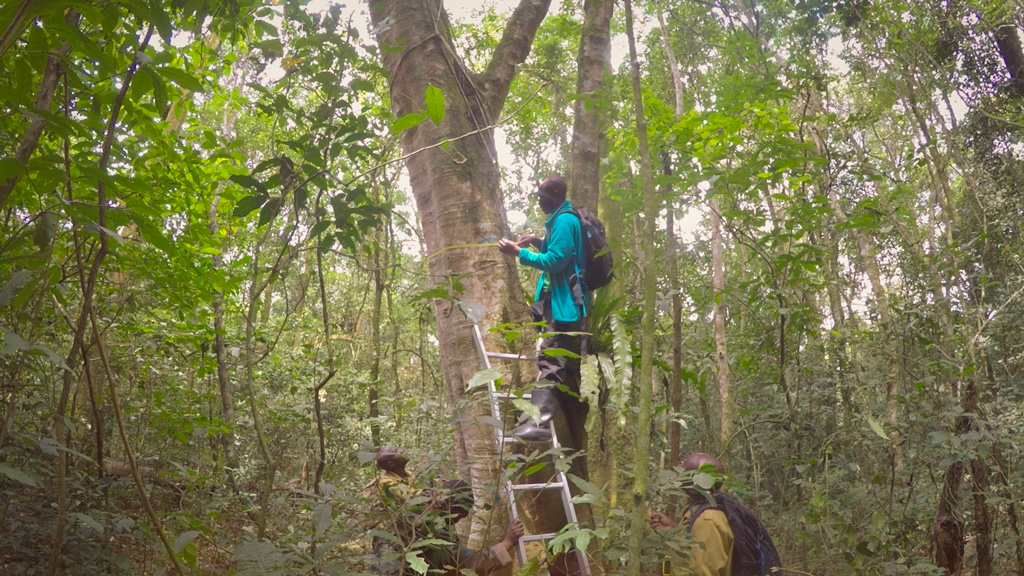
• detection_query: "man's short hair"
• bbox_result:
[538,175,567,201]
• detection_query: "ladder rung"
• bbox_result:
[511,481,565,491]
[493,392,531,399]
[521,533,561,543]
[487,352,537,361]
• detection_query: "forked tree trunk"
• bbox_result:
[366,0,546,548]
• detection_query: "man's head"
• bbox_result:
[375,445,408,476]
[536,175,567,215]
[439,479,474,523]
[682,452,725,498]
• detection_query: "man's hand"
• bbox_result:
[497,238,521,256]
[649,511,677,531]
[516,234,541,249]
[500,518,525,549]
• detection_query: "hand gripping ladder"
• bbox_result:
[470,323,591,576]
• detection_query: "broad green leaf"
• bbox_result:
[156,66,204,93]
[312,502,332,539]
[541,347,580,359]
[230,174,269,195]
[0,157,24,180]
[467,367,503,389]
[523,462,548,476]
[512,398,540,423]
[148,0,172,43]
[576,531,592,555]
[405,551,428,574]
[567,473,600,497]
[233,194,268,218]
[32,212,57,249]
[0,462,40,487]
[308,220,332,238]
[867,415,889,440]
[173,530,201,553]
[258,198,282,227]
[424,84,445,124]
[391,112,424,134]
[0,270,32,308]
[70,512,104,533]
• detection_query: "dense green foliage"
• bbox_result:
[2,0,1024,575]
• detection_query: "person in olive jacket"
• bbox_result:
[649,453,734,576]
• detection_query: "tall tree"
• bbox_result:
[365,0,547,546]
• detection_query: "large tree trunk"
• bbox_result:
[569,0,613,214]
[366,0,547,548]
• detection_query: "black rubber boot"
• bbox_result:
[514,387,557,443]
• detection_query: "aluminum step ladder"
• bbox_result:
[470,323,591,576]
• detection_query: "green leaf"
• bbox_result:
[575,530,592,555]
[309,220,332,238]
[0,157,25,180]
[233,194,268,218]
[467,367,503,389]
[391,112,424,134]
[540,347,580,359]
[258,197,282,227]
[0,462,40,487]
[0,270,32,308]
[33,212,57,249]
[156,66,204,93]
[312,502,332,539]
[173,530,201,553]
[406,551,428,574]
[512,398,540,423]
[230,174,269,195]
[567,474,600,497]
[148,0,172,43]
[70,512,104,533]
[424,84,445,124]
[523,462,548,476]
[867,415,889,440]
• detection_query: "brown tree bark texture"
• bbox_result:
[933,381,978,575]
[569,0,613,214]
[366,0,547,549]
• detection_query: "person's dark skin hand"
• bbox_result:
[515,234,541,249]
[499,518,525,549]
[649,511,677,531]
[497,238,521,256]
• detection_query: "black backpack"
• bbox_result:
[570,207,614,291]
[688,492,782,576]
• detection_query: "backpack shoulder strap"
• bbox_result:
[686,500,721,532]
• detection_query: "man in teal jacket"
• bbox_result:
[498,175,586,442]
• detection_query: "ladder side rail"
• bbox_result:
[472,324,528,567]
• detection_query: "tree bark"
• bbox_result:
[366,0,546,549]
[993,22,1024,98]
[932,381,979,575]
[623,0,658,574]
[569,0,613,214]
[710,195,730,454]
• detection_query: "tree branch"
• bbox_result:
[479,0,552,114]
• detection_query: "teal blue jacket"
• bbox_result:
[518,201,587,323]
